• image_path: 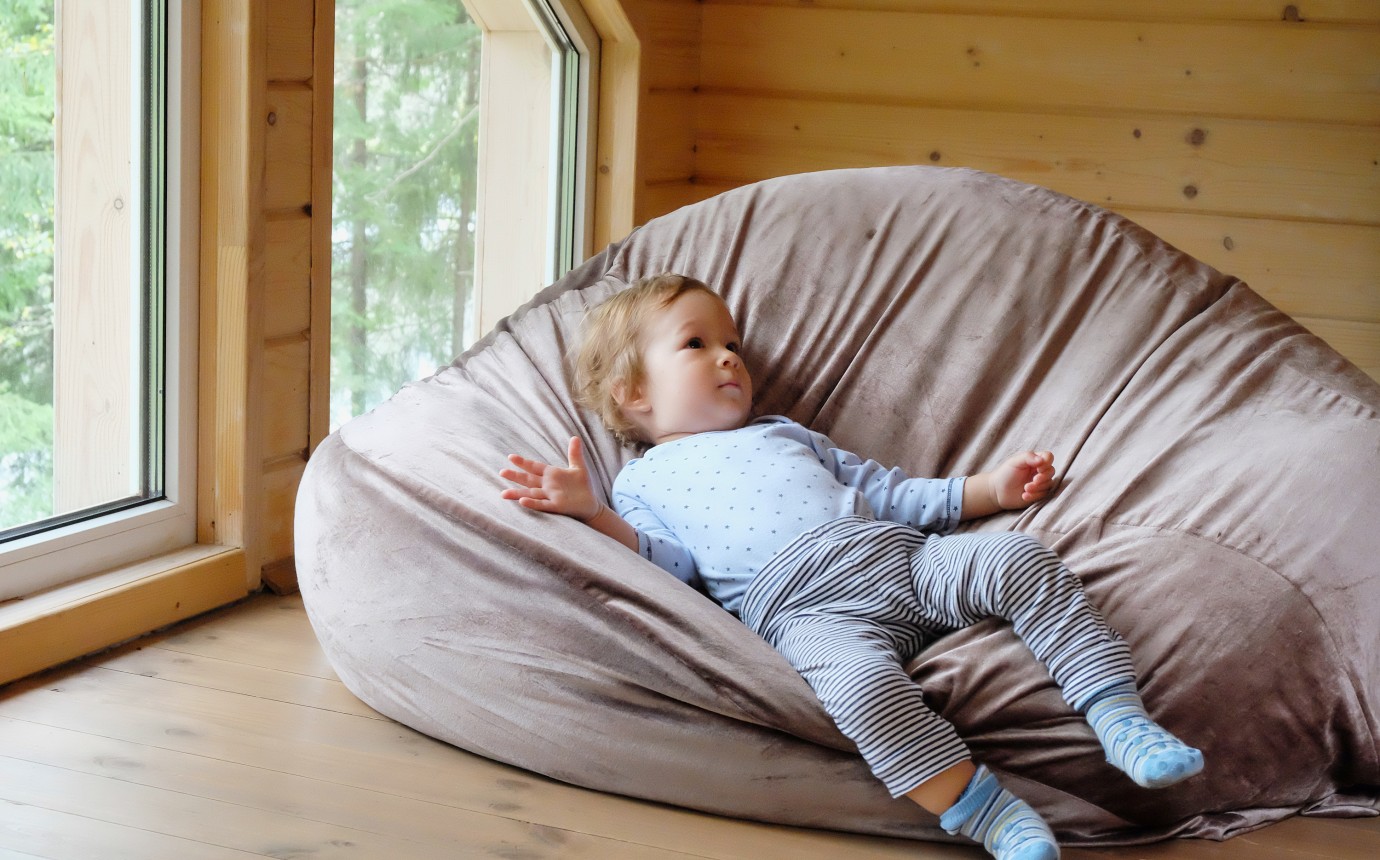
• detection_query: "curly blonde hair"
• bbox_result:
[574,273,717,448]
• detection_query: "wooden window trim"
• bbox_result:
[0,0,641,686]
[464,0,638,334]
[0,1,256,687]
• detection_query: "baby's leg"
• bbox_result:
[909,531,1202,788]
[769,617,1059,860]
[769,616,970,797]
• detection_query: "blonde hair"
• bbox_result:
[574,273,717,447]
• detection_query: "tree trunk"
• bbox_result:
[451,51,479,358]
[349,55,368,416]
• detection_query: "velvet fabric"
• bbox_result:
[295,167,1380,845]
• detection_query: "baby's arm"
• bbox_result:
[960,450,1057,520]
[499,436,639,552]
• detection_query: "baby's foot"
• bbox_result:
[940,764,1060,860]
[1085,683,1203,789]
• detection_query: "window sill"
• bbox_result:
[0,544,248,686]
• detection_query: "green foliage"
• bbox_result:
[0,385,52,527]
[0,0,54,529]
[331,0,480,425]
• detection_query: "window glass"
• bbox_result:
[330,0,589,427]
[331,0,481,426]
[0,0,164,541]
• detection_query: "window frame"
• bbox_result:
[463,0,601,339]
[0,0,198,602]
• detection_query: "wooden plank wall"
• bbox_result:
[629,0,1380,380]
[246,0,1373,589]
[259,0,332,591]
[621,0,702,225]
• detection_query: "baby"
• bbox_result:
[500,273,1203,860]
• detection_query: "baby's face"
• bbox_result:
[622,290,752,445]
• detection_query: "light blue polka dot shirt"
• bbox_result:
[612,416,965,614]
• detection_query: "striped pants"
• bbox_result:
[739,516,1136,798]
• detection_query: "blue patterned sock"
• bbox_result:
[1085,682,1203,788]
[939,764,1059,860]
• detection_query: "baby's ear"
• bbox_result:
[613,378,650,415]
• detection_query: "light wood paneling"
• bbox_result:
[641,90,698,183]
[262,458,308,564]
[267,0,315,82]
[623,0,702,225]
[265,84,314,213]
[264,216,313,340]
[640,178,720,219]
[1293,317,1380,379]
[694,93,1380,224]
[255,1,333,589]
[263,339,310,462]
[700,6,1380,124]
[638,0,700,90]
[200,0,268,586]
[646,1,1379,383]
[1128,212,1380,322]
[0,547,245,687]
[702,0,1380,25]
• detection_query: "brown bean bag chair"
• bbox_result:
[295,166,1380,845]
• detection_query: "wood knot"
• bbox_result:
[1187,128,1207,146]
[929,151,941,162]
[1183,184,1199,199]
[1283,5,1303,22]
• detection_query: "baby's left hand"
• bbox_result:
[991,450,1057,510]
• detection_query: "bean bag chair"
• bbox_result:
[295,166,1380,845]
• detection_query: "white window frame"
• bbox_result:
[463,0,599,339]
[0,1,197,602]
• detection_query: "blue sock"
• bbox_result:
[939,764,1059,860]
[1084,682,1203,788]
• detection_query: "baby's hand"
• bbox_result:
[991,450,1057,510]
[499,436,601,521]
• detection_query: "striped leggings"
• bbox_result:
[739,516,1136,798]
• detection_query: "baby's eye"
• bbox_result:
[727,342,741,353]
[685,337,704,349]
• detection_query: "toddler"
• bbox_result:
[500,273,1203,860]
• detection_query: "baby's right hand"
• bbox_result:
[499,436,601,522]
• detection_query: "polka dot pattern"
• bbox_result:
[612,416,964,614]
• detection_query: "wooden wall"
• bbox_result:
[245,0,1375,590]
[260,0,332,590]
[202,0,331,592]
[626,0,1380,380]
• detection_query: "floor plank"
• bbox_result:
[0,656,950,858]
[0,592,1374,860]
[0,718,710,859]
[93,643,384,720]
[0,792,263,860]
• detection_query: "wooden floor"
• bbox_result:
[1,593,1375,859]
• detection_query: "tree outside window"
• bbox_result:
[332,0,481,426]
[0,0,56,528]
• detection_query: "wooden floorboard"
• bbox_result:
[0,592,1374,859]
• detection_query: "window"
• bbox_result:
[0,0,195,600]
[330,0,596,425]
